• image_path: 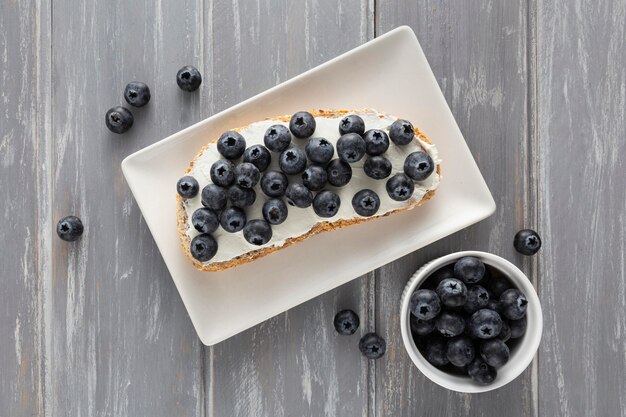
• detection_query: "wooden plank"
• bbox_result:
[202,1,375,415]
[46,1,206,416]
[537,1,626,416]
[374,1,536,416]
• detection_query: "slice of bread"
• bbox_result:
[177,109,440,272]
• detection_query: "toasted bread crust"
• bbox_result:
[177,109,440,272]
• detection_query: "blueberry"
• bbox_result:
[480,339,510,368]
[289,111,316,139]
[363,129,390,156]
[363,156,392,180]
[488,274,511,298]
[243,219,272,246]
[201,184,228,210]
[190,233,218,262]
[302,165,328,191]
[469,309,503,339]
[410,314,436,336]
[285,183,313,208]
[338,114,365,135]
[499,289,528,320]
[264,124,291,152]
[487,299,503,314]
[243,145,272,172]
[228,185,256,208]
[176,65,202,92]
[497,320,511,342]
[467,357,497,385]
[514,229,542,255]
[389,119,415,145]
[446,336,475,367]
[386,173,415,201]
[234,162,260,188]
[262,198,288,225]
[435,311,466,337]
[337,133,366,163]
[359,333,386,359]
[423,336,449,366]
[176,176,199,198]
[351,189,380,217]
[279,147,307,175]
[508,316,527,338]
[260,170,288,197]
[217,131,246,160]
[404,151,435,181]
[425,266,455,289]
[210,160,235,187]
[305,137,334,164]
[123,81,151,107]
[105,106,133,134]
[409,289,441,320]
[326,159,352,187]
[436,278,468,308]
[313,190,340,218]
[334,309,360,335]
[56,216,84,241]
[191,208,219,234]
[464,285,490,314]
[220,207,246,233]
[454,256,486,284]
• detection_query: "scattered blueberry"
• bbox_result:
[279,147,307,175]
[363,129,390,156]
[289,111,316,139]
[499,289,528,320]
[201,184,228,210]
[359,333,386,359]
[454,256,486,284]
[260,170,288,197]
[190,234,218,262]
[243,145,272,172]
[191,208,219,234]
[436,278,468,308]
[334,309,360,335]
[264,124,291,152]
[262,198,288,225]
[56,216,84,241]
[302,165,328,191]
[176,65,202,92]
[508,316,527,339]
[435,311,466,338]
[514,229,542,255]
[497,321,511,342]
[409,289,441,321]
[228,185,256,208]
[480,339,510,368]
[469,309,503,339]
[326,159,352,187]
[313,190,340,218]
[210,160,236,187]
[305,137,334,164]
[337,133,366,163]
[220,207,246,233]
[446,336,476,367]
[386,173,415,201]
[339,114,365,135]
[410,314,436,336]
[285,183,313,208]
[464,285,490,314]
[105,106,133,134]
[217,131,246,159]
[234,162,261,188]
[123,81,151,107]
[363,156,392,180]
[243,219,272,246]
[467,357,497,385]
[424,337,449,366]
[389,119,415,145]
[351,189,380,217]
[177,176,199,198]
[404,151,435,181]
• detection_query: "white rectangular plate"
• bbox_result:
[122,26,495,345]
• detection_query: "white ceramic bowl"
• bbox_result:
[400,251,543,393]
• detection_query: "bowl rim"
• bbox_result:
[400,250,543,393]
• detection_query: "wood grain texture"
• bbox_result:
[537,0,626,416]
[374,1,537,416]
[202,2,375,415]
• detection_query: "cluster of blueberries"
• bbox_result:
[410,256,529,385]
[177,111,437,263]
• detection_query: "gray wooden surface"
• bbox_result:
[1,1,624,416]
